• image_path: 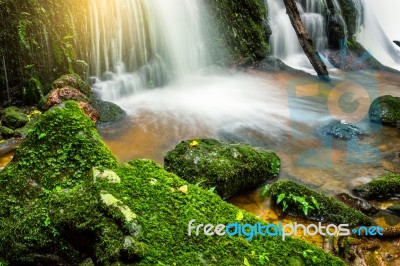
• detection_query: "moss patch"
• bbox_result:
[369,95,400,127]
[0,100,344,265]
[268,180,372,227]
[353,173,400,200]
[1,106,29,129]
[164,139,280,199]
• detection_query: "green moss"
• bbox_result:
[0,103,344,265]
[336,0,359,40]
[353,173,400,200]
[0,101,117,199]
[0,126,14,138]
[1,106,29,129]
[164,139,280,199]
[268,180,372,227]
[369,95,400,127]
[52,73,92,97]
[205,0,270,64]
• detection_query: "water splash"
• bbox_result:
[90,0,211,100]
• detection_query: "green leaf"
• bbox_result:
[283,201,288,211]
[55,186,62,191]
[277,193,285,204]
[236,210,244,221]
[244,257,251,266]
[311,196,320,210]
[38,133,47,139]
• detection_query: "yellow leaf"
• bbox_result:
[178,185,188,194]
[236,210,244,221]
[189,140,199,148]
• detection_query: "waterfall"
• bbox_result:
[357,0,400,70]
[266,0,331,70]
[90,0,211,100]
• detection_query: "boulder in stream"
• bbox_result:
[164,139,280,199]
[369,95,400,128]
[268,180,372,226]
[353,173,400,200]
[320,120,364,140]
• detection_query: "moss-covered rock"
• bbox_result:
[164,139,280,199]
[387,204,400,216]
[0,101,344,265]
[320,120,364,140]
[268,180,372,227]
[369,95,400,127]
[0,126,14,138]
[205,0,270,64]
[92,99,127,125]
[1,106,29,129]
[353,173,400,200]
[52,74,92,97]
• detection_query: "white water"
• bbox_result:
[357,0,400,70]
[90,0,211,100]
[266,0,333,72]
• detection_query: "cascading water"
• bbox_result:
[267,0,335,71]
[357,0,400,70]
[90,0,211,100]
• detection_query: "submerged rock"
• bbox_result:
[353,173,400,200]
[336,192,379,215]
[268,180,372,226]
[164,139,280,199]
[369,95,400,128]
[320,120,365,140]
[1,106,29,129]
[0,101,344,265]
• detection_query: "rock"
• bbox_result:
[250,56,307,74]
[268,180,372,226]
[52,73,92,97]
[394,41,400,48]
[327,14,346,49]
[0,138,21,157]
[77,102,100,123]
[387,204,400,216]
[91,99,126,125]
[13,113,41,138]
[164,139,280,199]
[46,86,90,109]
[320,120,364,140]
[336,192,379,215]
[93,167,121,183]
[0,102,343,265]
[369,95,400,127]
[0,126,14,138]
[1,106,29,129]
[353,173,400,200]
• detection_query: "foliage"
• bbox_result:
[268,180,372,227]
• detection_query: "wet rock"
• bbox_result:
[268,180,372,226]
[164,139,280,199]
[78,102,100,123]
[320,120,364,140]
[52,73,92,97]
[46,86,90,109]
[369,95,400,128]
[353,173,400,200]
[327,14,346,49]
[394,41,400,48]
[1,106,29,129]
[387,204,400,216]
[91,99,126,125]
[336,192,379,215]
[0,126,14,138]
[250,57,307,74]
[0,138,21,157]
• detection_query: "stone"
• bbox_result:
[1,106,29,129]
[369,95,400,127]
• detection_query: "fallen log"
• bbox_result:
[282,0,330,81]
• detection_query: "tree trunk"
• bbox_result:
[282,0,330,81]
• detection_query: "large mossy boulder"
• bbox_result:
[267,180,372,227]
[353,173,400,200]
[0,103,344,265]
[1,106,29,129]
[369,95,400,127]
[164,139,280,199]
